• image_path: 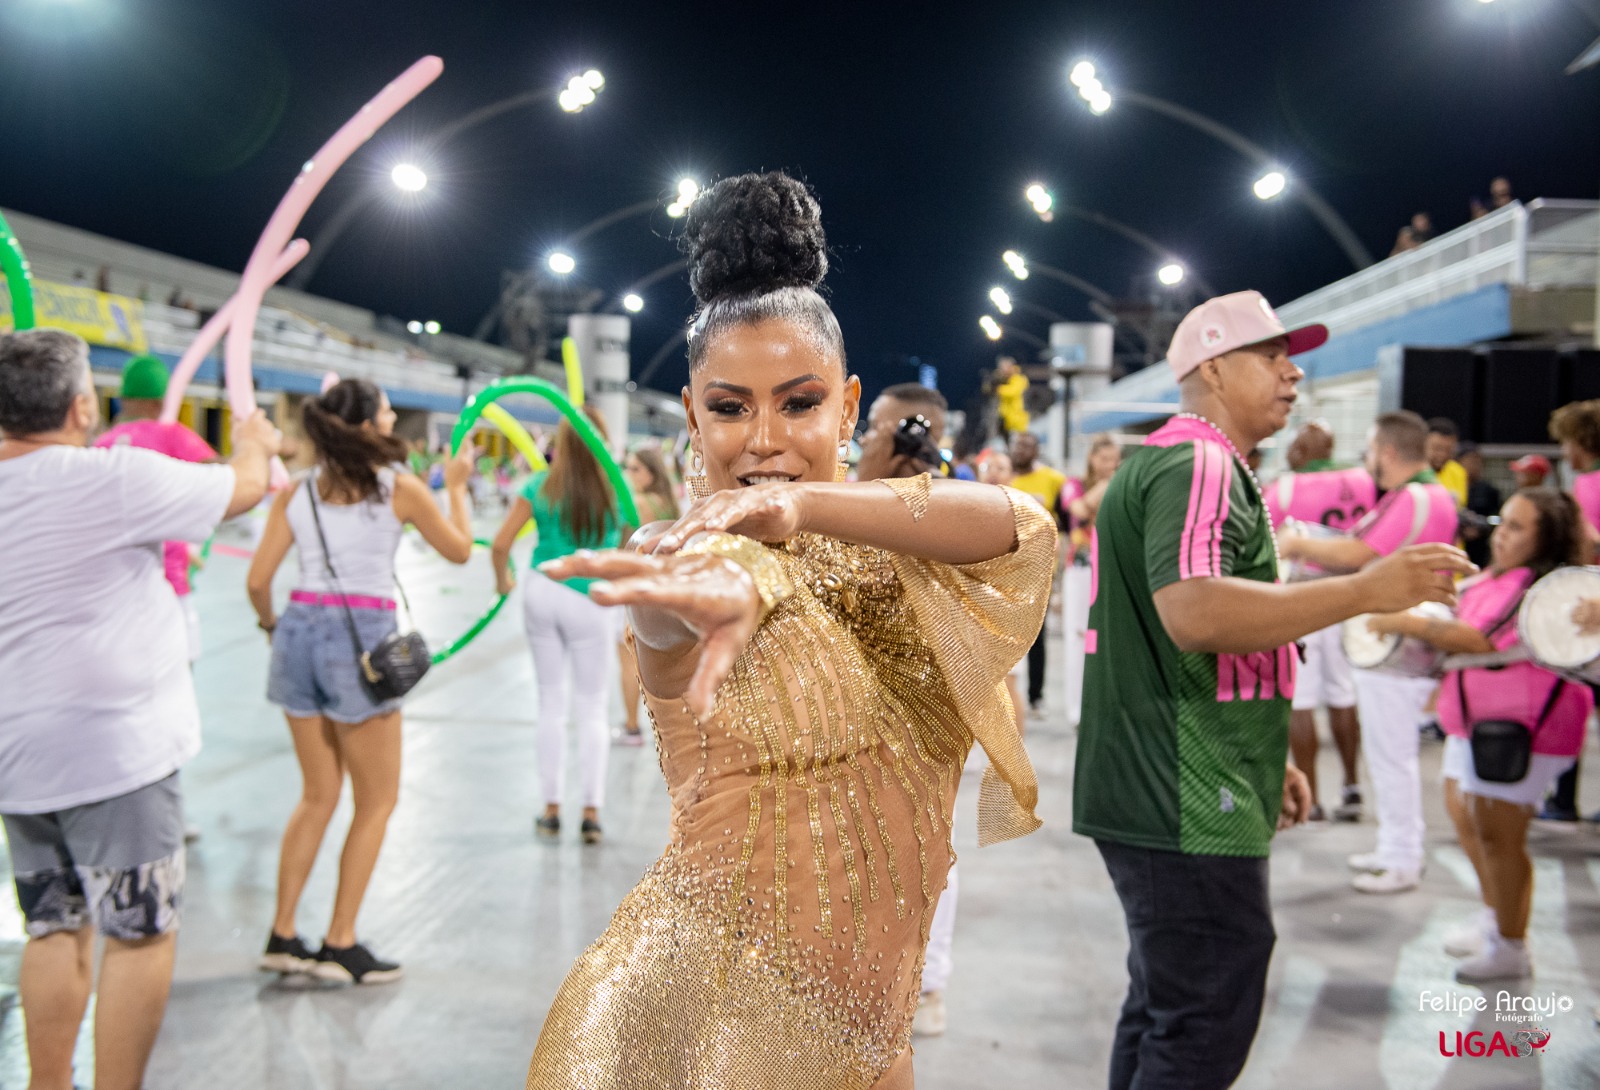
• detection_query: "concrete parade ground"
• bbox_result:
[2,523,1599,1089]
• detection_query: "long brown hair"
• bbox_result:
[1083,433,1121,492]
[541,405,622,543]
[629,445,680,521]
[1508,487,1587,579]
[301,380,407,501]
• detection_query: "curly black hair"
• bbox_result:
[678,172,845,373]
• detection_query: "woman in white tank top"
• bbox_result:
[246,380,474,984]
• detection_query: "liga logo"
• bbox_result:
[1438,1026,1550,1059]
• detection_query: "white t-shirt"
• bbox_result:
[0,444,235,813]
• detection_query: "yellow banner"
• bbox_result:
[0,279,148,354]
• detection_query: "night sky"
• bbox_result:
[2,0,1597,409]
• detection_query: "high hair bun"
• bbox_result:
[681,172,827,305]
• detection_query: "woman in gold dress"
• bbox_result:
[529,172,1055,1089]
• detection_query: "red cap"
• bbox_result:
[1510,455,1552,477]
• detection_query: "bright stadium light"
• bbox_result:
[547,251,576,275]
[582,69,605,90]
[989,286,1014,314]
[622,292,644,313]
[390,162,428,193]
[1069,61,1097,88]
[1025,183,1055,220]
[1002,250,1030,280]
[667,177,703,218]
[980,315,1003,340]
[559,71,604,113]
[1157,262,1186,286]
[406,320,423,334]
[424,320,442,335]
[1253,170,1288,200]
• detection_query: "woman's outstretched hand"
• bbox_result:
[642,483,807,555]
[539,549,762,718]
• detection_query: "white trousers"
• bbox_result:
[922,862,958,994]
[523,574,615,809]
[1353,670,1436,871]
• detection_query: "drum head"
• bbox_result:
[1342,614,1399,669]
[1520,566,1600,670]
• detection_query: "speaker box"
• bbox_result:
[1380,347,1482,439]
[1563,348,1600,404]
[1481,348,1562,445]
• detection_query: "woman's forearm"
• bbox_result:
[796,478,1020,565]
[1401,613,1496,654]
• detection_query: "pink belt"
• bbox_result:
[289,590,396,610]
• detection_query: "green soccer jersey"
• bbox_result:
[1073,416,1294,858]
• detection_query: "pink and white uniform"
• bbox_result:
[1265,467,1376,532]
[1438,566,1591,805]
[1349,472,1459,875]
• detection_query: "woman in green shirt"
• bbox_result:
[491,408,625,844]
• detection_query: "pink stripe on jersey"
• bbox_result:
[1149,415,1238,581]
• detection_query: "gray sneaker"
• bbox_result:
[1333,785,1363,822]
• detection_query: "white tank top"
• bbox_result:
[286,467,405,598]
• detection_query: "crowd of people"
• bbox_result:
[1,170,1598,1090]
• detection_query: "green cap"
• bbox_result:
[119,354,169,400]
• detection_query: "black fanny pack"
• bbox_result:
[306,472,432,702]
[1457,669,1563,785]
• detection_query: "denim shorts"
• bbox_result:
[3,773,186,940]
[266,601,404,723]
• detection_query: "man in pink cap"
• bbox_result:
[1076,291,1473,1090]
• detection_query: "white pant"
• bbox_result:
[1353,670,1435,871]
[523,574,615,809]
[923,862,958,993]
[1291,623,1355,711]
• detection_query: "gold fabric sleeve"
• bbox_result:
[878,472,932,521]
[678,531,795,623]
[885,486,1056,845]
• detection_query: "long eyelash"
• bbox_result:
[785,395,823,411]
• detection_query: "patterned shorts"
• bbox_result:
[2,773,186,940]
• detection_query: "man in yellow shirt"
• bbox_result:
[1009,431,1065,712]
[1426,417,1468,508]
[992,357,1030,440]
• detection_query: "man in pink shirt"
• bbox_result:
[93,356,218,663]
[1545,400,1600,821]
[1266,421,1378,823]
[1280,411,1460,892]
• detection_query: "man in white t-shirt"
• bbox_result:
[0,329,280,1090]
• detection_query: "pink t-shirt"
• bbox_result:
[1573,471,1600,539]
[1437,567,1592,756]
[1350,479,1457,556]
[94,420,218,596]
[1264,467,1377,532]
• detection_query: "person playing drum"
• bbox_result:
[1280,411,1459,894]
[1364,488,1591,981]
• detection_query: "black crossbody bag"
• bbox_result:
[305,471,431,702]
[1456,587,1558,784]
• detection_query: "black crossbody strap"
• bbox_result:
[304,471,372,669]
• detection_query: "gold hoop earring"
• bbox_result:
[687,448,711,500]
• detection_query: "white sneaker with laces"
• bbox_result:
[1346,851,1383,873]
[1352,867,1421,894]
[1443,908,1496,958]
[1456,935,1531,982]
[912,990,947,1037]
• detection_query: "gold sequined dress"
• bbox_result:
[527,481,1054,1089]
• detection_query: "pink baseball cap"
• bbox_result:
[1167,290,1328,381]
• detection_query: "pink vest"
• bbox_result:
[1265,467,1377,532]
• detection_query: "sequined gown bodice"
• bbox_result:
[528,487,1055,1089]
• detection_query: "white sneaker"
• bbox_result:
[1443,909,1497,958]
[912,990,947,1037]
[1456,935,1531,983]
[1352,867,1421,894]
[1346,851,1383,873]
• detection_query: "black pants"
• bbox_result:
[1096,841,1276,1090]
[1027,625,1047,707]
